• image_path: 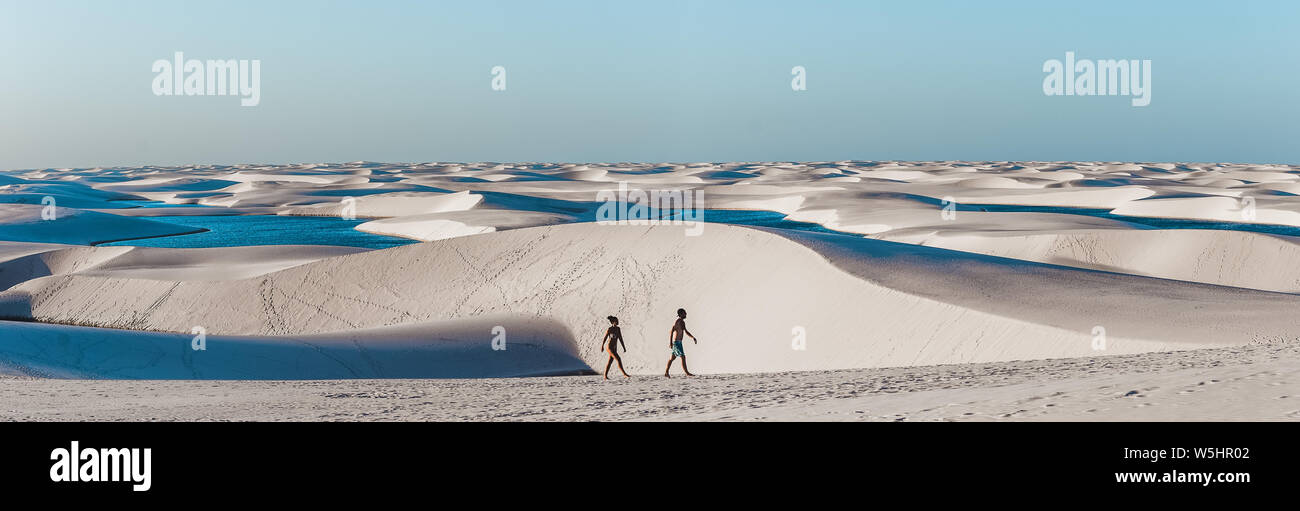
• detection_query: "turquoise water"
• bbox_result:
[101,204,1296,251]
[100,215,419,249]
[96,209,853,249]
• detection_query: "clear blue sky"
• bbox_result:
[2,0,1297,168]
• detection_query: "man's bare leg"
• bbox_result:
[664,355,676,377]
[680,356,694,377]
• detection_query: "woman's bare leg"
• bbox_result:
[604,356,615,379]
[612,353,630,377]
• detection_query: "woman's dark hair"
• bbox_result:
[607,316,618,325]
[677,308,686,317]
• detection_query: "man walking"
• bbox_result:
[665,308,697,377]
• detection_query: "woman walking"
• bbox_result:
[601,316,630,379]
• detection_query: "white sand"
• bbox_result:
[0,204,202,245]
[3,161,1300,420]
[0,241,365,288]
[11,221,1297,378]
[885,228,1300,293]
[1,339,1294,421]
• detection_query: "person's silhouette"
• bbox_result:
[664,308,697,377]
[602,316,630,379]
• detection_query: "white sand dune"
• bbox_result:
[5,161,1300,385]
[355,210,576,242]
[4,223,1297,378]
[37,160,1288,244]
[931,186,1155,208]
[1111,196,1300,226]
[73,245,368,281]
[884,228,1300,293]
[0,242,131,291]
[97,177,241,195]
[0,178,147,209]
[0,242,365,290]
[0,204,203,245]
[277,190,482,218]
